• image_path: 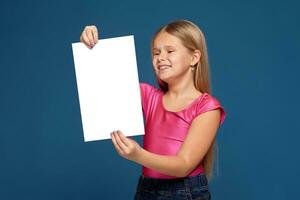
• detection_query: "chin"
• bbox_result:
[158,76,172,84]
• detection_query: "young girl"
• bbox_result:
[80,20,225,200]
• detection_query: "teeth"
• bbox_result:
[159,66,169,70]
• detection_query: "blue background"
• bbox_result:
[0,0,299,199]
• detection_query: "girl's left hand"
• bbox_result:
[111,130,142,162]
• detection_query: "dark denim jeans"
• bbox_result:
[134,173,211,200]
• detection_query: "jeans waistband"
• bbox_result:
[137,173,208,191]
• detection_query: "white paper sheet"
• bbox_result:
[72,35,144,142]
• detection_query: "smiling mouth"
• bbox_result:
[158,65,171,70]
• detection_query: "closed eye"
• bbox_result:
[153,50,160,55]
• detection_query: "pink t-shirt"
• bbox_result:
[140,83,226,179]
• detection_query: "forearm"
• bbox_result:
[111,131,194,177]
[135,148,190,177]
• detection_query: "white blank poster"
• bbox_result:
[72,35,144,142]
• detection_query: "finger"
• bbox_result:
[111,132,124,155]
[82,31,92,48]
[117,131,131,147]
[86,28,95,46]
[114,131,128,151]
[91,26,98,44]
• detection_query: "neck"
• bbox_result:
[166,77,199,98]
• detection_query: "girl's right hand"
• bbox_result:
[80,25,99,48]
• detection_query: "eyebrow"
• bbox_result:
[152,45,176,50]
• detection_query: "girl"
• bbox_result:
[80,20,226,200]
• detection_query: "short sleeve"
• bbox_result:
[139,82,157,115]
[194,94,226,126]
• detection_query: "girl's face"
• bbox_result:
[152,31,196,84]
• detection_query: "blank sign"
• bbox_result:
[72,35,144,142]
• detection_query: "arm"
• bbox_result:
[111,109,221,177]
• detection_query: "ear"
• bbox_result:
[190,50,201,66]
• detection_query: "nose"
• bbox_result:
[158,52,167,61]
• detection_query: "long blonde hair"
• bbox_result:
[151,20,216,180]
